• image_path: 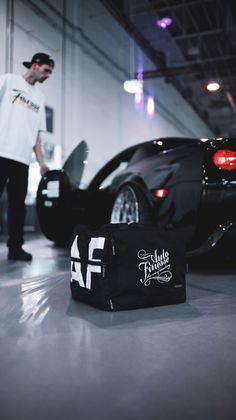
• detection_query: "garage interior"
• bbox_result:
[0,1,236,419]
[101,0,236,137]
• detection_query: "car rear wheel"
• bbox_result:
[110,184,152,224]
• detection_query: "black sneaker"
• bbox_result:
[8,248,33,261]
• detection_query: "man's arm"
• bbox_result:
[33,133,49,176]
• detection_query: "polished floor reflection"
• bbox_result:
[0,235,236,420]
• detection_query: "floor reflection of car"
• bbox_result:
[36,137,236,257]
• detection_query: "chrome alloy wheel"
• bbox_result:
[110,185,139,223]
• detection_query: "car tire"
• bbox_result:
[110,184,152,224]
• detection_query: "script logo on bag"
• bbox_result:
[138,248,172,287]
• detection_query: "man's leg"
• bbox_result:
[6,160,32,261]
[0,157,9,197]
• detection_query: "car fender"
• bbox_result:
[115,175,155,211]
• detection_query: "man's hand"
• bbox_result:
[34,133,50,176]
[39,162,49,176]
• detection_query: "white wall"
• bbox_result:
[0,0,213,185]
[0,0,7,74]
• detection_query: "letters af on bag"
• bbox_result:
[70,224,186,310]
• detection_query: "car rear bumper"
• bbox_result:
[187,221,235,257]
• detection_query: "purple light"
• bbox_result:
[137,71,143,82]
[156,17,173,29]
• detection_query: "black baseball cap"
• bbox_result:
[23,53,55,69]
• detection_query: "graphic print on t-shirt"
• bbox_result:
[11,89,40,113]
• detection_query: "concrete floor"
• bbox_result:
[0,235,236,420]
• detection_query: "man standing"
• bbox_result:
[0,52,54,261]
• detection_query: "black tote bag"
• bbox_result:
[70,224,186,310]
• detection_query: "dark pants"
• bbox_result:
[0,157,29,250]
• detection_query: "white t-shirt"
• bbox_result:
[0,73,46,165]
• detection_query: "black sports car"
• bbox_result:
[37,137,236,256]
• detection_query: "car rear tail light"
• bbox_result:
[213,149,236,171]
[152,188,169,198]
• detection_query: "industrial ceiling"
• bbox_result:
[100,0,236,137]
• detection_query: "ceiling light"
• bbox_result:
[134,89,143,107]
[147,96,155,116]
[206,82,220,92]
[123,79,143,94]
[156,17,173,29]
